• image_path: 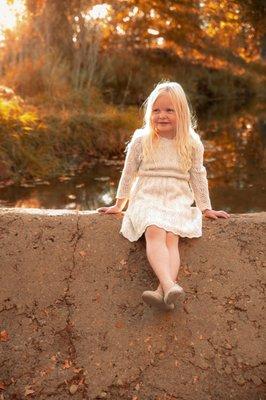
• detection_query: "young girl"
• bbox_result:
[97,81,230,311]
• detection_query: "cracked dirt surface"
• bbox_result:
[0,208,265,400]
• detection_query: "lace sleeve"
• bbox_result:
[189,139,212,212]
[116,136,142,199]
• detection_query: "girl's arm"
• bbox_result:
[97,136,142,214]
[189,139,230,220]
[116,136,142,200]
[189,139,212,212]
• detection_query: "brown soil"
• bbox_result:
[0,208,265,400]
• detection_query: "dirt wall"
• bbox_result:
[0,208,265,400]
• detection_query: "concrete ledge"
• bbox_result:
[0,208,265,399]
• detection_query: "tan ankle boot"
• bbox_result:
[142,290,174,311]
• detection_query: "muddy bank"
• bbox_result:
[0,208,265,400]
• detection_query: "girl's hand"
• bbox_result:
[203,209,230,220]
[97,205,122,214]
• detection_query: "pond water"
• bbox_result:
[0,100,265,213]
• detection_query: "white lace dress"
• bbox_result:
[116,134,212,242]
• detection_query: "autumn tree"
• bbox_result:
[0,0,264,100]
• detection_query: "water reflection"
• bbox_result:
[0,101,265,213]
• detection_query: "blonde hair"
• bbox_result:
[134,81,200,170]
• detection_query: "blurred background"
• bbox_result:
[0,0,265,212]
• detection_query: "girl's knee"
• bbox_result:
[145,225,166,241]
[166,231,179,247]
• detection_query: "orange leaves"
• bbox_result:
[62,359,72,369]
[0,330,9,342]
[115,320,125,329]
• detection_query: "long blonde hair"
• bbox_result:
[134,81,200,170]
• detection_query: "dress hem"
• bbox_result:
[120,222,202,242]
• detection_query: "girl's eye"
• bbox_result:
[167,109,174,112]
[152,109,160,113]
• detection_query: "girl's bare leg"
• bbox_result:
[145,226,175,294]
[156,232,180,295]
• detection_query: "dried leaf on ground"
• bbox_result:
[115,321,124,329]
[62,359,72,369]
[25,386,35,396]
[69,384,78,394]
[0,331,9,341]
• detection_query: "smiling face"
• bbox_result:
[151,92,177,138]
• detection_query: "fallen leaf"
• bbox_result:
[98,391,107,398]
[78,378,85,385]
[79,250,86,257]
[119,259,127,265]
[115,321,124,329]
[69,384,78,394]
[0,331,9,342]
[62,359,72,369]
[0,382,5,390]
[73,367,82,373]
[25,386,35,396]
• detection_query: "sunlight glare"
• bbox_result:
[0,0,26,40]
[148,28,159,35]
[116,25,125,35]
[101,193,113,205]
[157,37,165,46]
[86,4,110,20]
